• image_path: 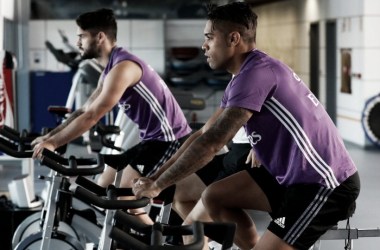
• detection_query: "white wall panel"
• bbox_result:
[336,106,363,148]
[1,0,14,20]
[337,80,364,113]
[362,16,380,48]
[131,20,164,48]
[362,49,380,81]
[165,20,204,48]
[349,49,364,80]
[29,21,45,49]
[364,0,380,15]
[130,49,165,76]
[337,18,363,49]
[364,81,380,100]
[321,0,363,19]
[337,106,362,121]
[46,20,79,52]
[117,20,131,49]
[337,117,365,146]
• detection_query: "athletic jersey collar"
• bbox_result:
[109,46,118,62]
[236,48,259,77]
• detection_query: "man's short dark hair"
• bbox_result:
[207,2,258,43]
[76,8,117,42]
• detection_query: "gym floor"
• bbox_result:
[0,142,379,249]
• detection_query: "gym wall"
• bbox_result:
[252,0,380,147]
[29,19,165,75]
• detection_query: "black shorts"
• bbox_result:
[246,167,360,250]
[196,143,251,186]
[104,135,189,177]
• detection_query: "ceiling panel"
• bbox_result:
[31,0,211,19]
[31,0,287,20]
[245,0,286,7]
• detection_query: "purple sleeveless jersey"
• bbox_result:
[221,49,357,188]
[103,47,191,141]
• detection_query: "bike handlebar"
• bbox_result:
[113,209,151,233]
[40,151,104,176]
[201,222,236,250]
[111,210,235,250]
[109,221,205,250]
[95,122,123,152]
[0,129,36,143]
[41,148,98,165]
[95,122,121,135]
[75,176,134,197]
[3,125,20,136]
[0,137,33,158]
[74,185,150,209]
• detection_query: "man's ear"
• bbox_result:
[98,32,106,44]
[229,31,241,47]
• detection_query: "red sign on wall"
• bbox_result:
[0,51,15,129]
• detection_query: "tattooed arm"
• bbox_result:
[150,107,224,180]
[133,106,253,198]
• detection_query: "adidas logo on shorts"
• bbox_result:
[274,217,286,228]
[137,164,145,174]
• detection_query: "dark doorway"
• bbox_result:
[310,23,319,99]
[326,21,337,124]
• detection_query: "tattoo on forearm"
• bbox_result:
[49,109,84,136]
[49,84,102,137]
[156,107,252,189]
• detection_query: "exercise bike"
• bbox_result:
[110,211,236,250]
[13,149,104,250]
[13,148,150,250]
[73,176,236,250]
[0,122,124,248]
[4,122,147,249]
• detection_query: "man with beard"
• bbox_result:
[31,8,192,224]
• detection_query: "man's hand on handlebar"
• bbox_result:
[32,140,55,159]
[132,177,161,200]
[31,135,49,147]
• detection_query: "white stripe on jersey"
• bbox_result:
[134,82,175,141]
[283,187,333,244]
[136,82,175,141]
[264,97,339,188]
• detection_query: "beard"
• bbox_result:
[80,40,100,60]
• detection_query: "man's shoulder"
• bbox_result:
[112,47,131,61]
